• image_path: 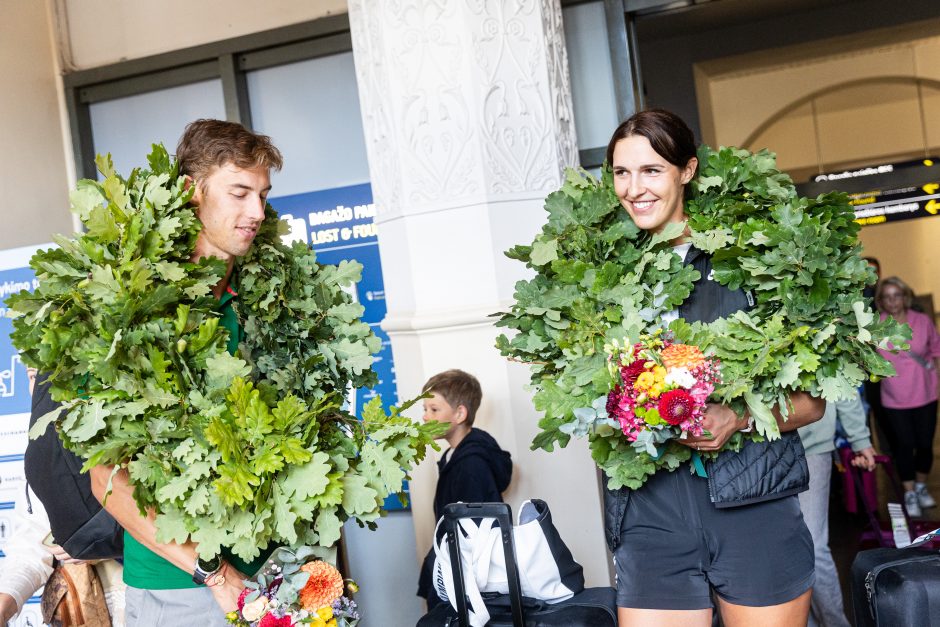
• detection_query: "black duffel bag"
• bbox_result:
[23,372,123,561]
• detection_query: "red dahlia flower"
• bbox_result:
[259,614,293,627]
[658,389,695,426]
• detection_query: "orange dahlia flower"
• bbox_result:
[661,344,705,370]
[299,561,345,611]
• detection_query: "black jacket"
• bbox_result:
[603,247,810,552]
[432,427,513,522]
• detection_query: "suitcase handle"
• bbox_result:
[443,502,526,627]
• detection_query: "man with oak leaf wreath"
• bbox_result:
[89,119,283,626]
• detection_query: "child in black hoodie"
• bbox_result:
[416,369,513,607]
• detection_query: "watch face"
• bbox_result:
[197,555,221,573]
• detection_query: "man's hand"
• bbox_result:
[0,591,19,623]
[207,561,246,614]
[851,446,877,472]
[43,543,86,565]
[679,403,748,452]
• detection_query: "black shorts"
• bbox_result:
[612,465,814,609]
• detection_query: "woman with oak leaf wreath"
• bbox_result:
[602,110,824,627]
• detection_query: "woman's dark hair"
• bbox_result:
[605,109,698,171]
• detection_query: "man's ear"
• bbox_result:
[455,405,468,425]
[184,175,201,206]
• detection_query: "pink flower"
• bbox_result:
[237,588,250,611]
[259,613,293,627]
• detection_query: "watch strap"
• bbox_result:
[192,556,222,585]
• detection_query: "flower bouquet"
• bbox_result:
[604,333,721,457]
[556,332,722,485]
[227,547,359,627]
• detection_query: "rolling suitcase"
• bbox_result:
[850,528,940,626]
[415,502,616,627]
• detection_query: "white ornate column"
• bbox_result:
[349,0,611,588]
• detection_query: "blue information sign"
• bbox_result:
[0,267,38,415]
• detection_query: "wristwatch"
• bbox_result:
[192,555,222,585]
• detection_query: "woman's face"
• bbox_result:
[879,284,907,316]
[611,134,697,235]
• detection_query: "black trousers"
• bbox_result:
[878,401,938,482]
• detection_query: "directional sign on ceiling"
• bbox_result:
[796,158,939,226]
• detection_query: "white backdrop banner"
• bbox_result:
[0,243,51,627]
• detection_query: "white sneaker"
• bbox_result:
[905,490,923,518]
[916,484,937,508]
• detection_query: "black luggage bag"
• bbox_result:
[851,530,940,626]
[416,502,616,627]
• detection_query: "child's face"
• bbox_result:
[422,392,466,439]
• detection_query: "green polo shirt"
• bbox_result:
[123,283,270,588]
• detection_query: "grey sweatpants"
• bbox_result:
[798,452,852,627]
[125,586,230,627]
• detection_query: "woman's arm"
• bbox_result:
[776,391,826,432]
[835,395,873,450]
[921,310,940,359]
[682,391,824,452]
[89,465,196,572]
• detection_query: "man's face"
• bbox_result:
[192,163,272,262]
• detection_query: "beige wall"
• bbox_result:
[696,20,940,313]
[695,19,940,157]
[858,218,940,310]
[0,0,72,248]
[55,0,347,70]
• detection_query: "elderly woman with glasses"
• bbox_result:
[876,276,940,517]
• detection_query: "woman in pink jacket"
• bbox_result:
[877,276,940,517]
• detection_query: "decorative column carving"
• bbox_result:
[349,0,577,217]
[348,0,610,594]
